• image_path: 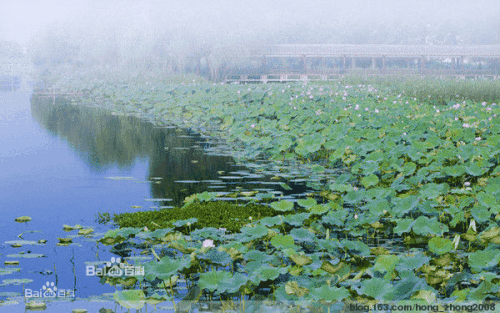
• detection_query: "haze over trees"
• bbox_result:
[11,0,500,81]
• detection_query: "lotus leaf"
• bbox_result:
[282,213,310,227]
[198,270,233,292]
[297,198,317,208]
[289,228,315,243]
[144,257,191,281]
[284,281,309,297]
[413,216,448,236]
[428,237,453,255]
[340,240,370,257]
[270,200,294,212]
[371,255,400,279]
[309,285,349,302]
[271,234,296,249]
[468,249,500,272]
[197,249,232,265]
[359,277,395,300]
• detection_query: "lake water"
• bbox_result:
[0,84,307,311]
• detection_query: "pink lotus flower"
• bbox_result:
[202,239,215,248]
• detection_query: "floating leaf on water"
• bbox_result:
[78,228,94,236]
[297,198,317,208]
[5,240,38,246]
[270,200,294,212]
[1,278,33,286]
[14,216,31,223]
[58,238,73,243]
[144,198,173,202]
[131,205,142,209]
[4,261,19,266]
[113,290,145,309]
[174,180,200,183]
[63,224,83,231]
[25,301,46,310]
[428,237,453,255]
[7,253,45,259]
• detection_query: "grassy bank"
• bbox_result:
[44,73,500,309]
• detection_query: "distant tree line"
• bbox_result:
[26,0,500,82]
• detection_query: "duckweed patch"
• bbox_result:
[113,201,286,233]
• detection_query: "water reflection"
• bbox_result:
[30,97,306,207]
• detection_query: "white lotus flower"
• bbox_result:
[202,239,215,248]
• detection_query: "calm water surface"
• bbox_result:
[0,86,307,311]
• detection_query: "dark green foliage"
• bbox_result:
[113,201,278,233]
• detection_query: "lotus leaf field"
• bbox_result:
[47,75,500,311]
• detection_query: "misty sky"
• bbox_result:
[1,0,499,49]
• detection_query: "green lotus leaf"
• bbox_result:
[197,249,232,265]
[244,250,273,263]
[219,272,249,294]
[476,192,498,209]
[390,195,419,217]
[250,265,288,284]
[467,281,500,301]
[294,138,322,156]
[270,200,294,212]
[329,149,344,163]
[289,228,315,242]
[419,183,449,199]
[329,183,353,193]
[197,191,217,202]
[413,216,448,236]
[297,198,317,208]
[137,228,172,240]
[468,249,500,272]
[173,218,198,228]
[282,213,310,227]
[311,165,326,173]
[340,240,370,257]
[240,225,269,240]
[479,227,500,242]
[343,190,365,204]
[321,210,349,226]
[396,254,430,273]
[393,218,416,235]
[144,257,191,281]
[279,182,292,190]
[465,163,486,176]
[428,237,453,255]
[402,162,417,176]
[284,281,309,297]
[370,255,400,280]
[361,174,379,188]
[258,216,283,227]
[359,277,395,300]
[471,205,491,223]
[199,270,233,292]
[113,290,145,309]
[271,234,296,249]
[104,227,141,238]
[277,136,293,152]
[443,165,466,177]
[309,204,329,215]
[309,285,349,302]
[362,199,390,216]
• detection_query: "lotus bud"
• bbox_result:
[469,219,477,232]
[452,234,460,249]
